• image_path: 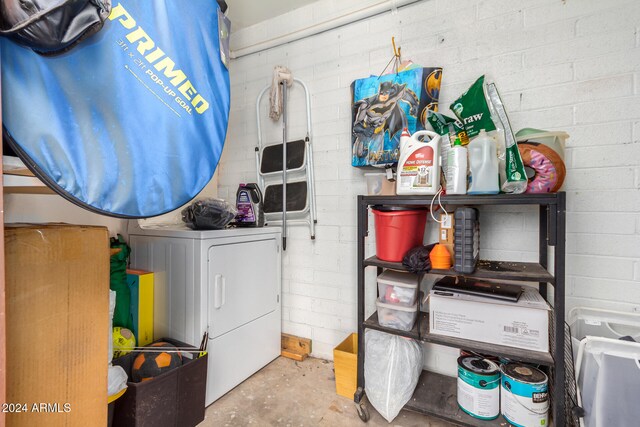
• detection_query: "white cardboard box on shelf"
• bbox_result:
[429,286,550,352]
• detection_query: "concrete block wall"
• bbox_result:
[218,0,640,360]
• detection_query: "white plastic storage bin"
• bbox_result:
[568,307,640,360]
[377,270,419,306]
[568,307,640,341]
[575,337,640,427]
[376,298,418,331]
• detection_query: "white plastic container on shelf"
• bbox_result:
[377,270,419,306]
[515,128,568,158]
[445,137,467,195]
[376,298,418,331]
[467,130,499,195]
[364,173,396,196]
[396,130,441,196]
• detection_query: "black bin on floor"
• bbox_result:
[112,338,208,427]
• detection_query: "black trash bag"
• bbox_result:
[402,243,436,274]
[0,0,112,56]
[181,198,237,230]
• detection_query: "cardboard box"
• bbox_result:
[112,339,207,427]
[5,224,109,427]
[127,269,154,346]
[429,286,550,352]
[439,213,455,264]
[333,333,357,399]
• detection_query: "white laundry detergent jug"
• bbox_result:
[396,129,441,195]
[468,130,499,195]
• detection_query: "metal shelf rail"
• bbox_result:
[355,193,569,426]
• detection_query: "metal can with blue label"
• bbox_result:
[501,363,549,427]
[457,356,501,420]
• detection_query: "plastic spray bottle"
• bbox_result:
[446,137,467,195]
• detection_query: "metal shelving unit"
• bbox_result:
[355,193,568,426]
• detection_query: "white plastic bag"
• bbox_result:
[364,330,423,422]
[108,364,128,396]
[108,290,128,397]
[109,290,116,364]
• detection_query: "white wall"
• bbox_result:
[5,172,219,237]
[4,194,129,236]
[220,0,640,360]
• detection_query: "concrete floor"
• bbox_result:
[200,356,453,426]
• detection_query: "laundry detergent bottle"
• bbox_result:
[468,130,499,194]
[235,183,265,226]
[396,129,441,195]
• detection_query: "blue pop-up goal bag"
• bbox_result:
[1,0,230,218]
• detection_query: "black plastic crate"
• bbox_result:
[112,338,208,427]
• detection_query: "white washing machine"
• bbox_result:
[127,221,282,405]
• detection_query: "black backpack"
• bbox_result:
[0,0,112,55]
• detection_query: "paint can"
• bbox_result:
[500,363,549,427]
[498,356,513,365]
[457,356,501,420]
[460,349,500,363]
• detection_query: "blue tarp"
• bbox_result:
[1,0,230,218]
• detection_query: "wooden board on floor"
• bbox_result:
[281,333,311,361]
[281,349,306,361]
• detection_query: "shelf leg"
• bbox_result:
[356,196,367,402]
[539,205,549,299]
[553,194,566,426]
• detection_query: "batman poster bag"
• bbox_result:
[1,0,230,218]
[351,67,442,167]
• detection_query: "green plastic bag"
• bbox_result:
[425,110,467,142]
[110,235,132,329]
[450,75,496,139]
[450,75,527,194]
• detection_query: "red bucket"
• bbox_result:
[372,208,427,262]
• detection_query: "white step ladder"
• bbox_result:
[255,78,317,250]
